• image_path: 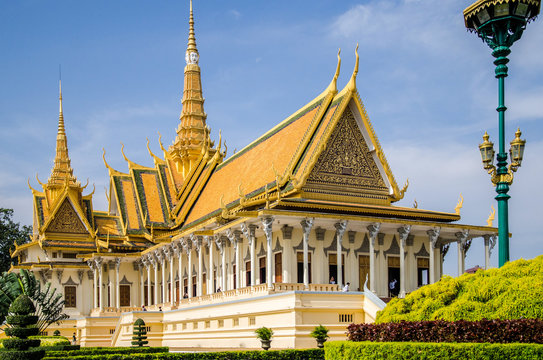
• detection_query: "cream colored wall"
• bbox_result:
[108,291,365,349]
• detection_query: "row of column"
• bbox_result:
[87,257,121,311]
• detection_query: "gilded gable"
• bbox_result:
[46,198,88,234]
[304,107,389,201]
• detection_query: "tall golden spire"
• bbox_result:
[169,0,212,178]
[48,80,78,187]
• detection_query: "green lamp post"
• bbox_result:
[464,0,539,267]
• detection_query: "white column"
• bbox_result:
[164,246,173,305]
[215,236,226,291]
[139,262,144,307]
[161,256,167,303]
[242,223,257,287]
[261,217,274,289]
[335,220,348,287]
[300,218,314,288]
[456,230,469,276]
[115,258,121,308]
[175,242,183,301]
[193,236,203,297]
[427,227,440,284]
[397,225,411,298]
[367,223,381,292]
[206,236,214,294]
[151,256,158,305]
[484,236,490,269]
[96,257,103,311]
[88,260,98,309]
[145,257,152,306]
[186,242,193,298]
[235,231,242,289]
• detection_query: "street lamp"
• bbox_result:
[464,0,539,267]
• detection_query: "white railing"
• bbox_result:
[93,283,346,316]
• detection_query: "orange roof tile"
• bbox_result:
[184,97,325,226]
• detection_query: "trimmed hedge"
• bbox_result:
[347,319,543,343]
[29,336,70,347]
[45,347,168,357]
[0,348,45,360]
[43,349,323,360]
[324,341,543,360]
[377,255,543,323]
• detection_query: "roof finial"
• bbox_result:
[186,0,199,64]
[58,66,65,136]
[324,49,341,93]
[347,44,359,91]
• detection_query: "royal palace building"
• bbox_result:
[11,1,498,350]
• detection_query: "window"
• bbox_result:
[120,285,130,307]
[233,264,237,289]
[417,258,430,287]
[233,318,239,327]
[259,257,266,284]
[218,319,224,328]
[296,252,312,283]
[64,286,76,308]
[62,253,77,259]
[359,255,370,291]
[245,261,251,286]
[339,313,353,323]
[328,253,345,284]
[109,328,115,335]
[274,253,282,283]
[249,316,256,326]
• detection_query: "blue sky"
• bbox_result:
[1,0,542,276]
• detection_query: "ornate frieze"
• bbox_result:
[47,199,87,234]
[305,108,388,196]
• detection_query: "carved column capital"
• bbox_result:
[488,235,497,256]
[94,257,103,272]
[455,229,470,252]
[335,220,348,241]
[427,226,441,249]
[114,257,121,270]
[215,235,226,255]
[56,269,63,284]
[367,222,381,245]
[397,225,411,248]
[300,218,314,238]
[261,216,274,237]
[87,260,95,271]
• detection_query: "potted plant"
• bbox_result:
[255,326,273,350]
[310,325,329,348]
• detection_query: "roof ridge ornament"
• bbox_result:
[347,44,359,92]
[324,49,341,94]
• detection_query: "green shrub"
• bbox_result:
[0,348,45,360]
[132,318,148,347]
[2,340,41,351]
[310,325,329,341]
[255,327,273,341]
[324,341,543,360]
[44,347,169,358]
[377,255,543,323]
[42,348,323,360]
[29,337,70,347]
[1,294,44,360]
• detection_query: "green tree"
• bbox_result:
[131,318,148,347]
[0,208,31,272]
[0,269,69,332]
[1,294,45,360]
